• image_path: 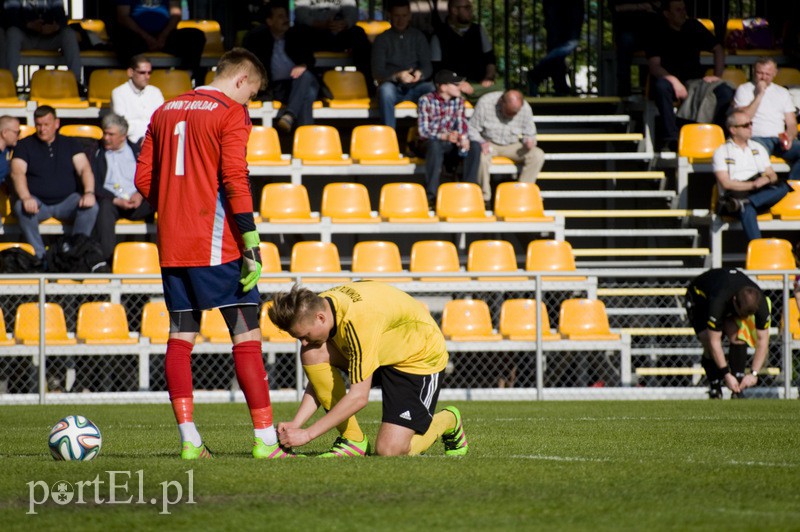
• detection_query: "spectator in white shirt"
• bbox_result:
[713,110,790,242]
[111,55,165,145]
[734,57,800,180]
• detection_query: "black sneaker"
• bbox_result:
[708,383,723,399]
[718,195,746,214]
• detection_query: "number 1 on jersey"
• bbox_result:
[174,121,186,176]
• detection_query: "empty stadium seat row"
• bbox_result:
[442,298,619,342]
[0,301,290,346]
[0,296,617,348]
[258,181,551,223]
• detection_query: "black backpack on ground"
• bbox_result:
[46,234,110,273]
[0,247,43,273]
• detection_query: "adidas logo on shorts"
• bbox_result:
[399,411,412,421]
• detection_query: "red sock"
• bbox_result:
[166,338,194,401]
[172,397,194,424]
[233,340,273,429]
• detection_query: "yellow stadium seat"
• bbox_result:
[441,299,502,341]
[493,182,554,222]
[60,124,103,140]
[558,298,620,340]
[258,242,291,283]
[76,302,138,344]
[19,124,36,139]
[436,182,496,222]
[247,126,290,166]
[29,69,88,108]
[0,242,35,255]
[259,302,296,343]
[0,69,24,108]
[678,123,724,163]
[706,67,747,87]
[321,182,379,223]
[0,242,37,284]
[786,301,800,340]
[500,299,560,341]
[526,239,584,281]
[745,238,796,280]
[352,241,411,281]
[409,240,468,282]
[200,308,230,343]
[140,300,170,344]
[258,183,320,223]
[112,242,160,284]
[322,70,371,109]
[770,180,800,219]
[467,240,525,281]
[378,182,438,222]
[350,125,411,165]
[87,68,128,107]
[290,241,343,283]
[774,68,800,87]
[178,19,225,58]
[0,308,14,346]
[69,18,109,41]
[292,125,352,165]
[14,302,76,345]
[356,20,391,42]
[698,18,715,35]
[150,69,192,100]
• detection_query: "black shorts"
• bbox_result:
[685,282,710,334]
[373,366,444,434]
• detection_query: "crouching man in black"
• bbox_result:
[685,268,770,399]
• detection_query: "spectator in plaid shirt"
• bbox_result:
[417,70,481,206]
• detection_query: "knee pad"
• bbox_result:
[169,310,201,334]
[219,305,260,337]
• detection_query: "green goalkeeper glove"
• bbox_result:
[240,230,262,292]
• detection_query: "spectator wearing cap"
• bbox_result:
[372,0,435,129]
[468,89,545,203]
[417,69,481,206]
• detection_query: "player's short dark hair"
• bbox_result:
[263,2,289,20]
[33,105,57,120]
[390,0,411,11]
[129,54,151,70]
[269,284,326,332]
[215,47,268,91]
[735,286,762,317]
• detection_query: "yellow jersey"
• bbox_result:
[320,282,449,383]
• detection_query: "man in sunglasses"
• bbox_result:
[111,54,164,145]
[685,268,771,399]
[713,109,791,242]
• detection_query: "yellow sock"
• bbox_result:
[409,410,456,456]
[303,363,364,442]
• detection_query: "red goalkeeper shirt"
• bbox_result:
[135,87,254,267]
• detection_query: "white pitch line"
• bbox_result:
[511,454,610,462]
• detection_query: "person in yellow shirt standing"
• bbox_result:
[269,282,468,457]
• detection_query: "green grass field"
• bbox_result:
[2,400,799,531]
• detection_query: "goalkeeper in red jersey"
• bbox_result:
[135,48,297,459]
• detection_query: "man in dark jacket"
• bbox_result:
[243,3,319,133]
[91,113,153,262]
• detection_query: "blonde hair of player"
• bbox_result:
[211,47,268,105]
[269,286,366,444]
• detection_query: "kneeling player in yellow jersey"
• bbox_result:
[269,282,468,457]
